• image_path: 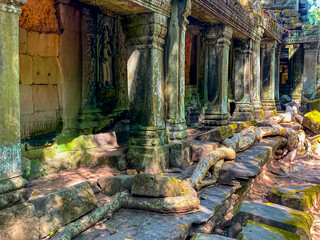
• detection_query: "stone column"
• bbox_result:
[165,0,190,169]
[0,1,39,239]
[303,43,319,100]
[291,45,304,105]
[261,39,277,118]
[252,28,264,119]
[231,39,254,121]
[275,44,282,111]
[204,24,233,126]
[125,13,169,174]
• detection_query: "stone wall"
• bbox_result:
[19,27,62,140]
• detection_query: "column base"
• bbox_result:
[253,101,264,120]
[0,175,39,240]
[262,100,277,118]
[275,99,281,111]
[231,103,254,122]
[127,129,169,174]
[166,121,190,170]
[204,113,229,126]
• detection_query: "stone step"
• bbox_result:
[238,220,300,240]
[191,233,234,239]
[229,201,314,239]
[268,184,320,211]
[218,138,286,185]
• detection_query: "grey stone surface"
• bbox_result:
[238,220,300,240]
[0,203,39,240]
[0,188,30,210]
[192,233,234,239]
[230,201,313,239]
[131,174,186,197]
[31,182,97,237]
[97,175,135,195]
[218,139,285,185]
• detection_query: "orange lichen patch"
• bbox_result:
[19,0,60,33]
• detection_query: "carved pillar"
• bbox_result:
[231,39,254,121]
[261,39,277,117]
[275,44,282,111]
[303,43,319,100]
[125,13,169,174]
[252,28,264,118]
[165,0,190,169]
[291,45,304,105]
[204,24,233,126]
[0,1,39,238]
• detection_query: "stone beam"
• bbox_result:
[204,24,233,126]
[124,13,169,174]
[165,0,191,169]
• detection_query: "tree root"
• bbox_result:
[52,186,200,239]
[188,147,236,190]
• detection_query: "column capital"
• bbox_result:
[124,13,168,48]
[252,27,264,44]
[206,24,233,41]
[0,0,26,13]
[261,39,277,51]
[180,0,191,28]
[235,39,253,55]
[304,42,319,53]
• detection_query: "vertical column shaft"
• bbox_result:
[275,45,282,111]
[261,39,277,117]
[303,43,319,100]
[125,13,169,174]
[252,28,264,118]
[204,24,233,126]
[231,39,254,121]
[165,0,191,169]
[0,0,25,178]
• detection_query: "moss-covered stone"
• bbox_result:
[238,220,300,240]
[302,110,320,134]
[268,185,320,211]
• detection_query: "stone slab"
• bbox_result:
[230,201,313,239]
[238,220,300,240]
[32,85,59,111]
[33,56,60,84]
[0,203,40,240]
[19,54,33,85]
[192,233,234,239]
[190,140,220,162]
[218,139,286,185]
[131,174,186,197]
[280,122,302,131]
[31,182,97,237]
[20,85,34,115]
[0,188,30,210]
[19,27,28,54]
[268,184,320,211]
[38,33,59,57]
[193,126,234,142]
[97,175,135,196]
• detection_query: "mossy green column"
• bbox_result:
[291,45,304,105]
[261,39,277,117]
[0,0,25,178]
[125,13,169,174]
[275,45,282,111]
[231,39,254,122]
[252,27,264,119]
[303,43,319,100]
[165,0,191,169]
[204,24,233,126]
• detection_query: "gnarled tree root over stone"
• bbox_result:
[188,147,236,190]
[52,187,200,239]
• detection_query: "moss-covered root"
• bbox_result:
[127,183,200,213]
[52,191,130,240]
[188,147,236,190]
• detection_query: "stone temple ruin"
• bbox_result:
[2,0,320,239]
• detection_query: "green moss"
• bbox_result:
[243,220,300,240]
[283,211,314,235]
